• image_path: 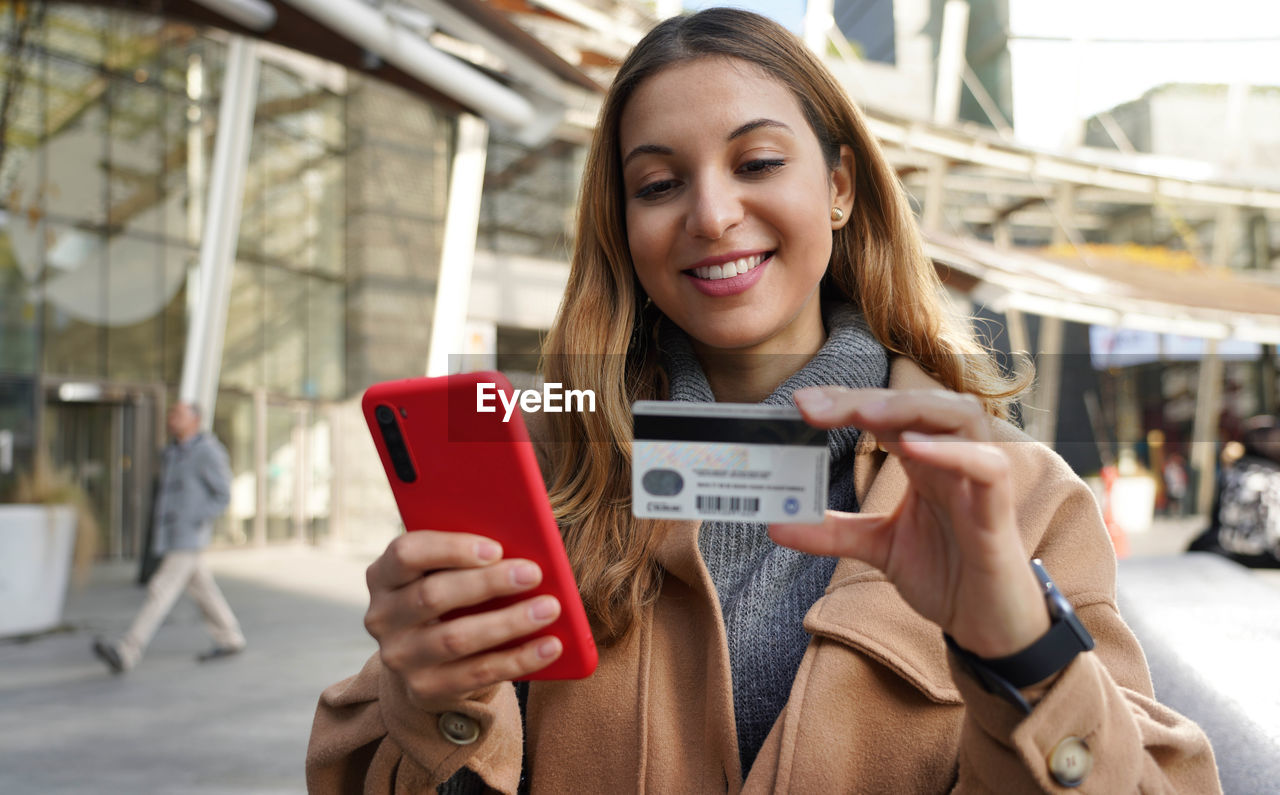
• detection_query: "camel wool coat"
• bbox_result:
[306,358,1220,793]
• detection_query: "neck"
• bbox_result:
[691,305,826,403]
[694,347,816,403]
[175,429,198,444]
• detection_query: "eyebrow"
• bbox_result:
[621,118,794,168]
[728,118,793,140]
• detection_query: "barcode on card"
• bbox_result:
[695,495,760,516]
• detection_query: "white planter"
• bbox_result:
[0,505,78,637]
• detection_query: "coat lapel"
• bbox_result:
[649,518,744,792]
[527,518,743,793]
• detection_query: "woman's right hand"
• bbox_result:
[363,531,563,708]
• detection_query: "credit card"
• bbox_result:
[631,401,829,523]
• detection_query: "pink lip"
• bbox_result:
[684,254,771,297]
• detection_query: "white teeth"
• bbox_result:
[692,253,766,280]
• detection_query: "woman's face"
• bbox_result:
[619,57,852,356]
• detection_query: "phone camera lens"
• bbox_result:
[374,403,417,483]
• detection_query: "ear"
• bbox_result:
[829,144,855,229]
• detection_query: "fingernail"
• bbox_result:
[538,637,561,658]
[476,541,501,562]
[795,388,834,414]
[901,431,931,446]
[511,563,539,586]
[530,596,559,621]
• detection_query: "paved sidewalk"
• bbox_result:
[0,546,380,795]
[4,521,1278,793]
[1121,514,1280,590]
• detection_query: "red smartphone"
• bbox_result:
[362,371,597,680]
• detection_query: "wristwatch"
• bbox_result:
[946,558,1095,714]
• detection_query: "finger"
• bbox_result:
[794,387,989,442]
[413,594,562,666]
[406,635,563,700]
[769,510,894,570]
[792,387,891,427]
[897,432,1009,487]
[379,559,543,629]
[368,531,503,593]
[897,432,1014,531]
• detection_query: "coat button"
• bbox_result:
[438,711,480,745]
[1047,736,1092,787]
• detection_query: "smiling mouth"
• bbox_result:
[686,252,772,281]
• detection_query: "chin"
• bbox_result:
[685,324,774,353]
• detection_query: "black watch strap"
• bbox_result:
[976,618,1093,688]
[946,559,1095,713]
[946,633,1035,714]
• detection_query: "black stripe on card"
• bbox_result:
[633,413,827,447]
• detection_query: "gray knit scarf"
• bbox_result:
[659,301,889,777]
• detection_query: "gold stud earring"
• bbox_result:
[831,207,844,222]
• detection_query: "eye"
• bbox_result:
[634,178,678,200]
[739,158,785,176]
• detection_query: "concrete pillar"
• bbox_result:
[178,36,259,426]
[1211,205,1242,269]
[1211,84,1249,271]
[923,0,968,234]
[1192,341,1224,514]
[933,0,969,126]
[426,114,490,377]
[803,0,834,54]
[1052,183,1076,248]
[1031,314,1064,446]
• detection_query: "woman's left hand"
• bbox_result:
[769,386,1049,659]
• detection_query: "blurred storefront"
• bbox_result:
[0,1,600,558]
[5,0,1277,558]
[928,234,1280,512]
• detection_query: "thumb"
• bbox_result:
[769,510,893,570]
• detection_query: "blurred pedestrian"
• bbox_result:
[92,402,246,673]
[1188,415,1280,567]
[1162,451,1189,516]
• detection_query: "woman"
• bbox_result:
[308,9,1218,792]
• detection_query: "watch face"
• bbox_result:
[1052,592,1097,651]
[1031,559,1095,652]
[1045,589,1073,622]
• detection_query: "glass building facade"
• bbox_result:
[0,4,478,556]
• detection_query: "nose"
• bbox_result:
[684,172,743,240]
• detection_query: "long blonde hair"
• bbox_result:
[542,8,1026,645]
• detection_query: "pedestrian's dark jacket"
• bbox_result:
[152,432,232,554]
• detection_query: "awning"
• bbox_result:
[111,0,604,143]
[927,233,1280,345]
